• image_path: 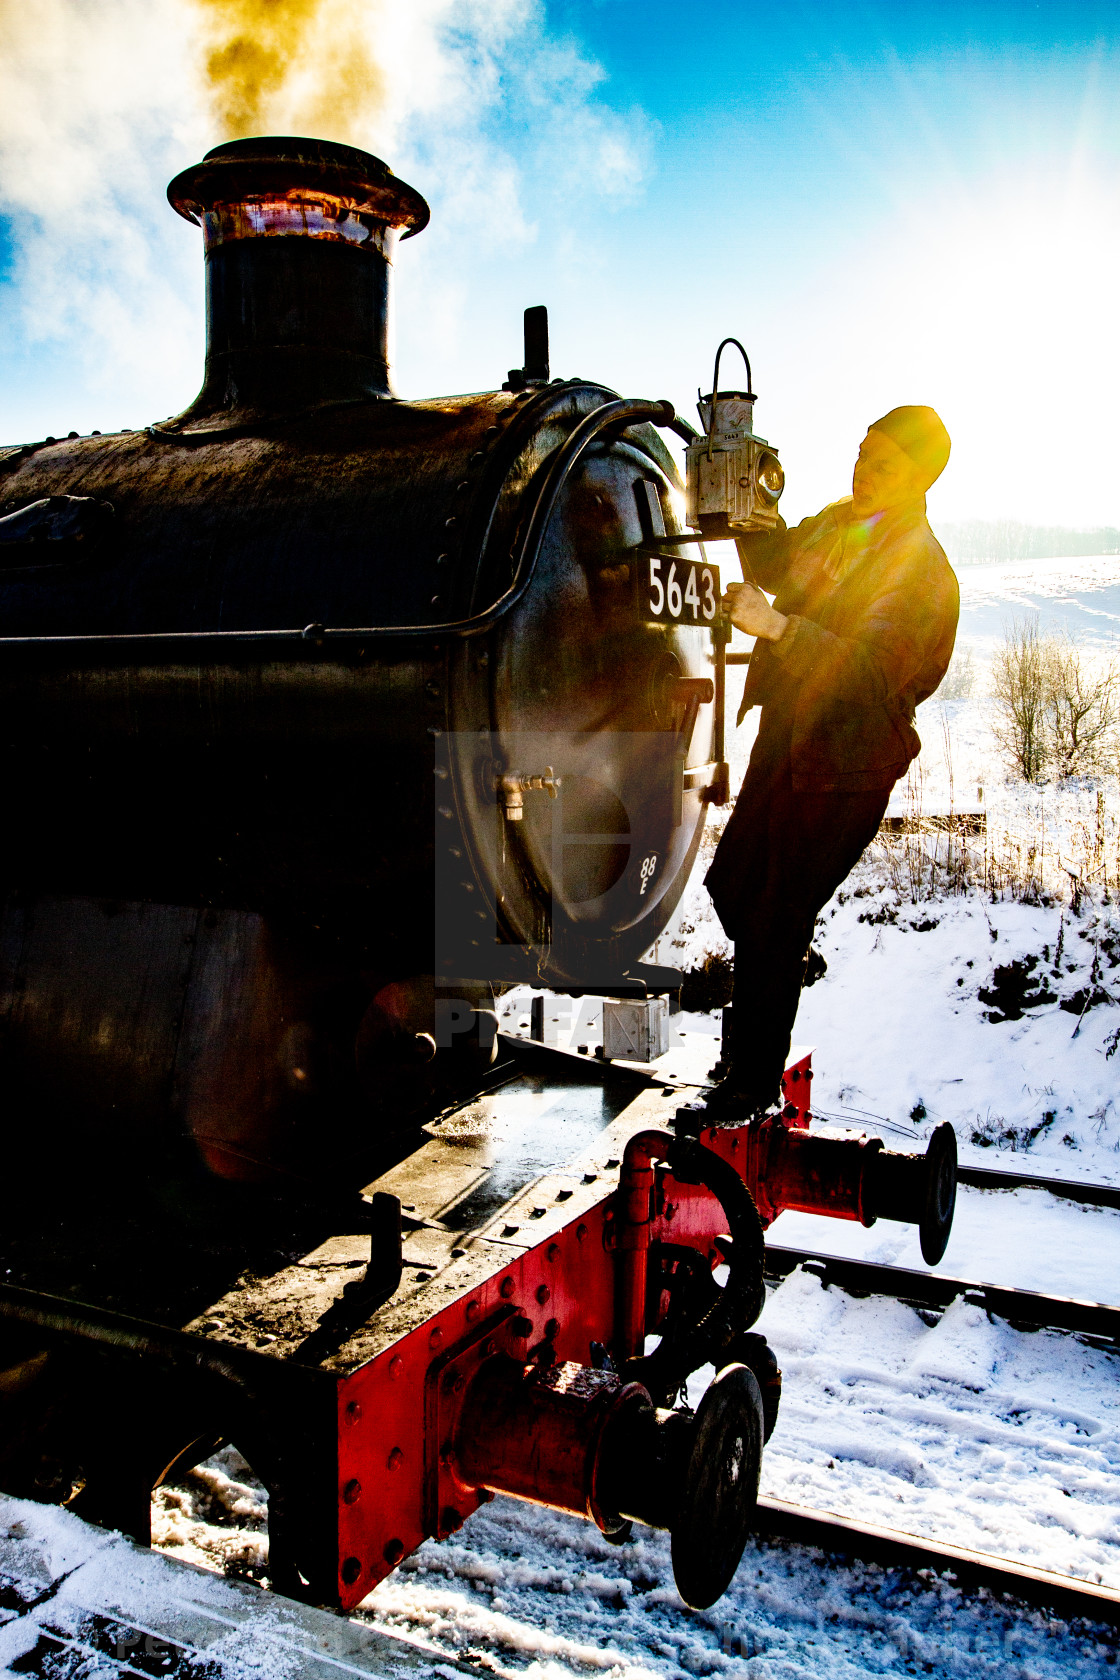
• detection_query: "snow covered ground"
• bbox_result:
[753,1277,1120,1587]
[361,1493,1119,1678]
[5,1484,1118,1680]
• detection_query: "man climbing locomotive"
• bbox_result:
[704,405,959,1113]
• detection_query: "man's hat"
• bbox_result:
[869,405,951,489]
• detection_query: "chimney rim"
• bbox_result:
[168,134,429,240]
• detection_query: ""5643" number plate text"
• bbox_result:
[639,554,720,624]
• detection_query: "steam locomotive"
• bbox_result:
[0,137,956,1614]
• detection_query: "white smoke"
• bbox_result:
[0,0,651,436]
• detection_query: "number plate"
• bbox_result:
[639,554,720,625]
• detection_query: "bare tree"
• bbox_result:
[991,618,1049,781]
[1042,638,1118,778]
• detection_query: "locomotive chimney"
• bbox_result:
[166,137,429,427]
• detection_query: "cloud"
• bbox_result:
[0,0,651,433]
[0,0,208,425]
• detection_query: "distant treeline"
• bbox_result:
[938,520,1120,562]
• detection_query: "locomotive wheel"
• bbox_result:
[670,1362,764,1611]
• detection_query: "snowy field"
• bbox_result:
[6,556,1120,1678]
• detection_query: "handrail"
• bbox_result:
[0,397,684,658]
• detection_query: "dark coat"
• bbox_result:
[733,494,959,793]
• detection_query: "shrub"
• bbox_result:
[991,619,1049,781]
[680,952,734,1011]
[991,619,1118,781]
[1042,638,1118,779]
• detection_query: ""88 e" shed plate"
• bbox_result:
[639,554,720,625]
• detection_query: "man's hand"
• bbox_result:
[722,581,789,642]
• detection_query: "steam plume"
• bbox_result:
[0,0,649,437]
[189,0,387,144]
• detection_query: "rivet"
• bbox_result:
[383,1538,405,1565]
[436,552,451,564]
[546,1243,559,1262]
[345,1399,362,1424]
[445,515,458,529]
[387,1447,404,1472]
[429,1326,444,1350]
[544,1318,560,1340]
[536,1285,550,1305]
[342,1478,362,1504]
[480,1338,495,1357]
[466,1299,481,1322]
[388,1356,404,1381]
[441,1506,463,1533]
[511,1316,533,1338]
[341,1557,362,1586]
[500,1277,515,1299]
[576,1224,588,1243]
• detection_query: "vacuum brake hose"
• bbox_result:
[624,1134,767,1405]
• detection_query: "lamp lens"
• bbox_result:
[756,451,784,503]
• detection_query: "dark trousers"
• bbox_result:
[705,729,890,1105]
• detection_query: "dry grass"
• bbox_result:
[867,746,1120,910]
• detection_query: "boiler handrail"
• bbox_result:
[0,398,699,658]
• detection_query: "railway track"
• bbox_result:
[957,1161,1120,1212]
[752,1495,1120,1632]
[763,1245,1120,1347]
[755,1238,1120,1629]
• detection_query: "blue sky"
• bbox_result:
[1,0,1118,527]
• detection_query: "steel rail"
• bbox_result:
[957,1162,1120,1211]
[763,1244,1120,1345]
[752,1496,1120,1631]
